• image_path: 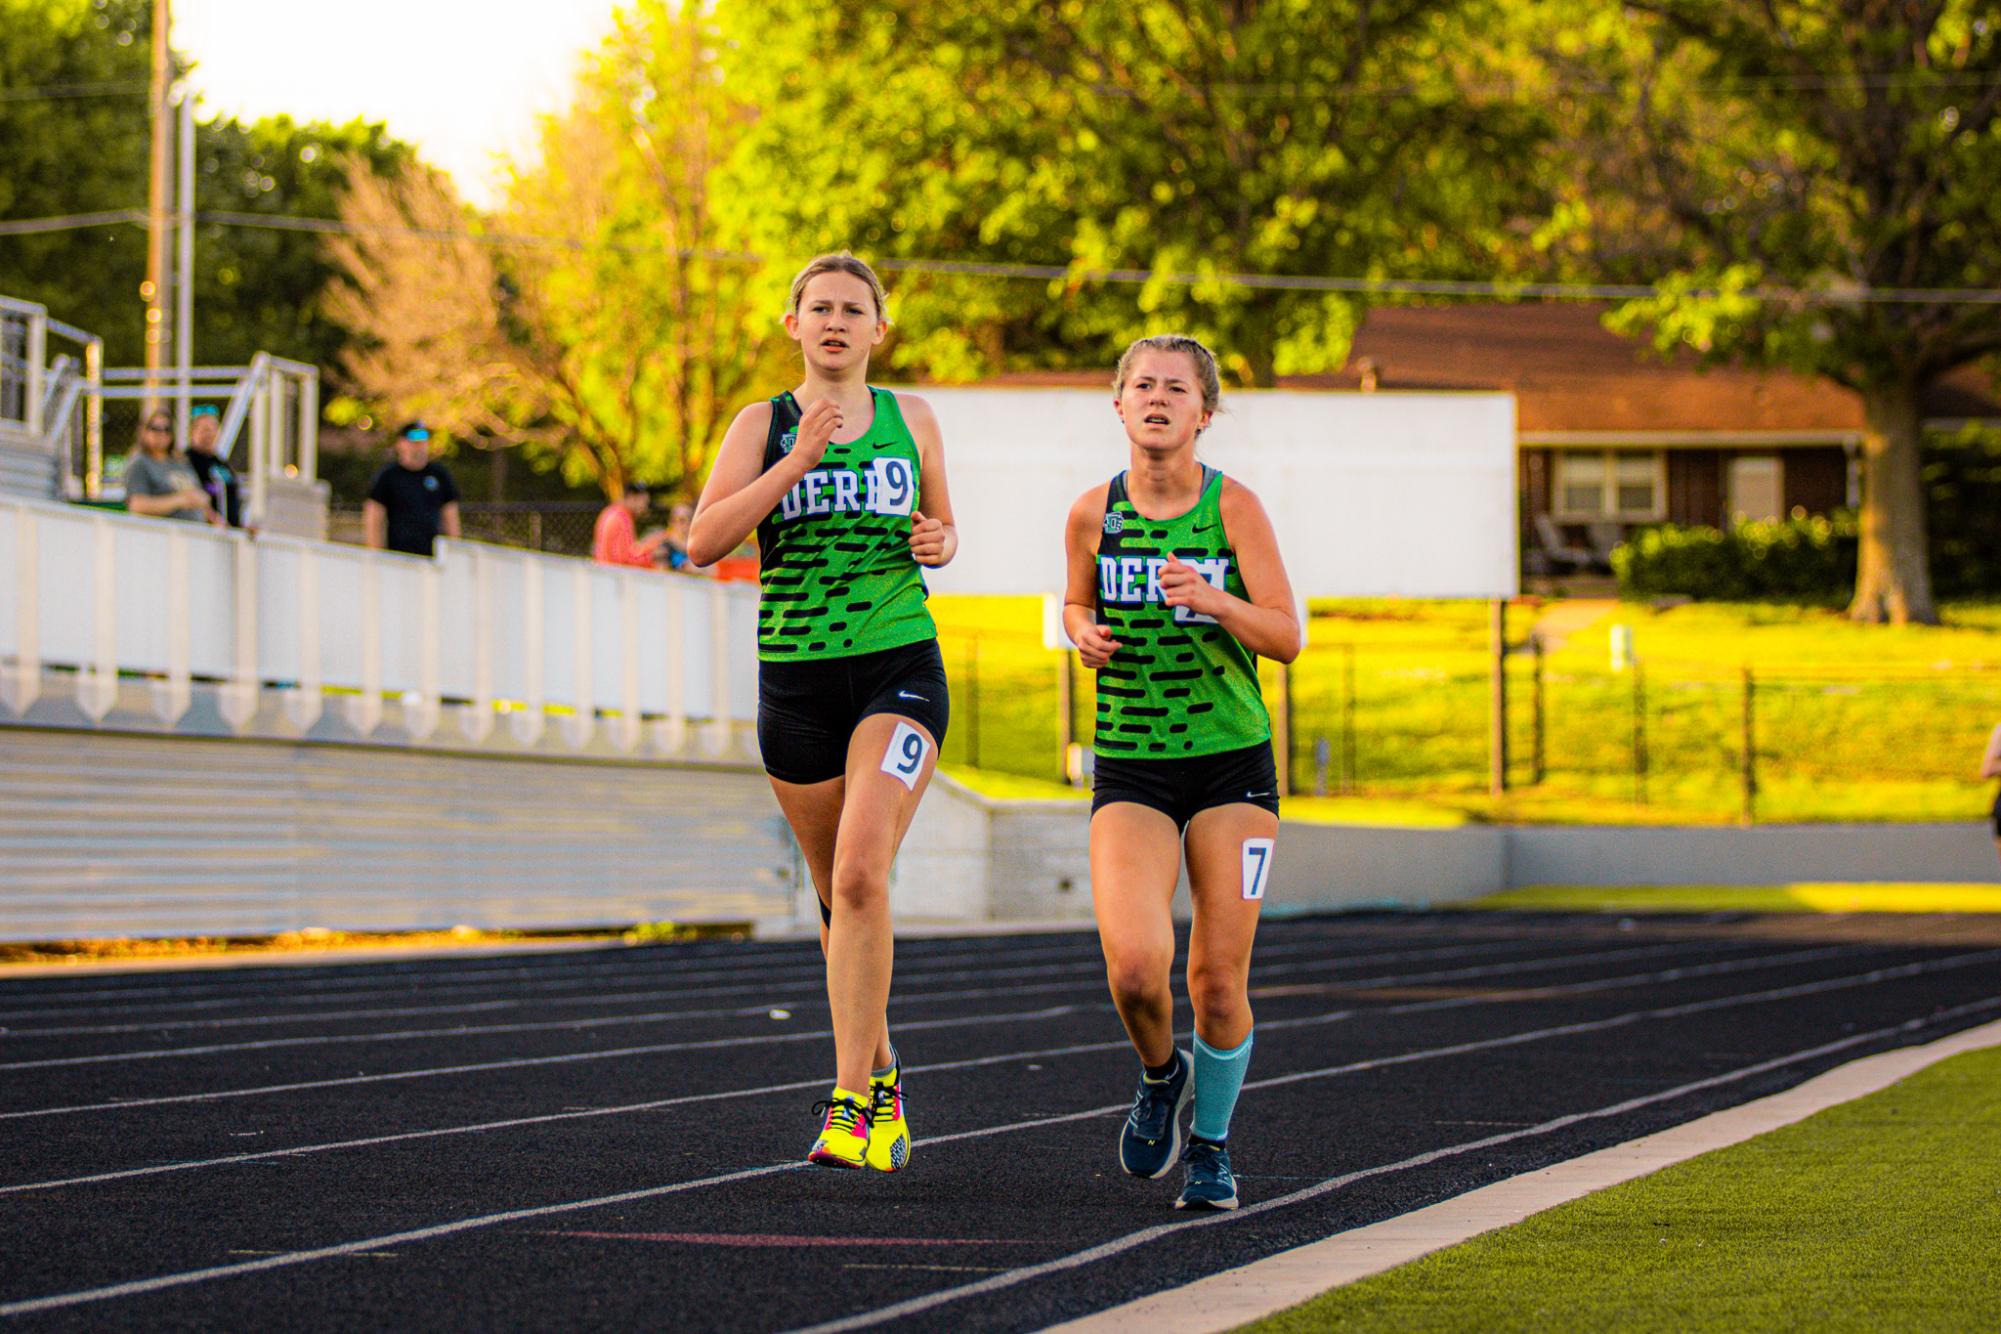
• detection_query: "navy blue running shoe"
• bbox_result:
[1119,1048,1192,1179]
[1175,1137,1238,1211]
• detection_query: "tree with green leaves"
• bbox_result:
[717,0,1555,386]
[0,0,155,362]
[326,0,782,500]
[0,0,418,371]
[1582,1,2001,625]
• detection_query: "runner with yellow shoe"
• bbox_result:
[690,253,956,1170]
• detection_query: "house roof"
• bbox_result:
[976,303,2001,440]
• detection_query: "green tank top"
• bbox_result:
[754,388,936,661]
[1092,467,1271,758]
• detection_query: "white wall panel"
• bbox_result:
[912,387,1518,599]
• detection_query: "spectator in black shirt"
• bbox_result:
[364,421,461,557]
[183,405,244,529]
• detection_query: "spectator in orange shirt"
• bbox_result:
[593,483,671,569]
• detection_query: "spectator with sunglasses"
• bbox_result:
[182,404,244,529]
[123,410,219,525]
[363,421,461,557]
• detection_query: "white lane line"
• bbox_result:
[0,938,1749,1090]
[791,993,2001,1334]
[1054,1010,2001,1334]
[0,935,1120,1021]
[0,942,1919,1192]
[7,959,1995,1321]
[0,1005,1082,1123]
[0,934,1560,1037]
[0,917,1461,1017]
[0,928,1544,1032]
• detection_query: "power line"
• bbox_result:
[7,205,2001,307]
[1151,71,2001,102]
[0,80,152,104]
[201,211,2001,307]
[0,208,146,236]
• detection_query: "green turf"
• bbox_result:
[926,596,2001,825]
[1467,883,2001,914]
[1244,1042,2001,1333]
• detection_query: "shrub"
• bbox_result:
[1613,513,1858,603]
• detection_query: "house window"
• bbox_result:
[1552,450,1665,521]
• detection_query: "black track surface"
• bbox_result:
[1,911,1998,1331]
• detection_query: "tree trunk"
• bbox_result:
[1847,376,1938,625]
[1239,311,1279,389]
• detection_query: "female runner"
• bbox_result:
[1061,334,1300,1209]
[690,253,957,1170]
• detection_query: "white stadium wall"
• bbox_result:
[908,387,1520,599]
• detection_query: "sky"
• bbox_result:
[175,0,620,209]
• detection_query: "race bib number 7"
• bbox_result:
[1241,838,1274,901]
[881,721,930,792]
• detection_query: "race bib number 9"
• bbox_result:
[1241,837,1274,901]
[881,721,930,791]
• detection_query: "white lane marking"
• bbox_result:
[0,1005,1082,1123]
[0,934,1562,1037]
[0,938,1714,1067]
[790,993,2001,1334]
[0,915,1474,1017]
[1056,1010,2001,1333]
[7,959,1996,1320]
[0,942,1909,1193]
[0,918,1591,1022]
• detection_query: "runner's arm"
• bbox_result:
[1160,480,1300,663]
[689,402,809,567]
[900,394,958,568]
[1063,485,1119,669]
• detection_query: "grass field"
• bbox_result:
[928,596,2001,826]
[1244,1041,2001,1333]
[1467,883,2001,914]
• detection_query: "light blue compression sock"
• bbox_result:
[1191,1030,1253,1143]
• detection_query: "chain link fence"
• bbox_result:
[328,502,604,556]
[932,624,2001,823]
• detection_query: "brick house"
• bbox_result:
[1313,304,2001,569]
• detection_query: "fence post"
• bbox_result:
[1530,631,1546,786]
[1741,666,1757,824]
[1341,643,1357,793]
[1489,598,1508,795]
[1632,659,1648,805]
[1273,661,1294,797]
[1057,649,1075,784]
[966,632,981,769]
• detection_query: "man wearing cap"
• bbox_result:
[183,405,244,529]
[364,421,461,557]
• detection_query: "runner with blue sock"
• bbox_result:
[1061,334,1300,1211]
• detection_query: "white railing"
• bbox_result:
[1,297,101,461]
[96,354,319,526]
[0,494,759,756]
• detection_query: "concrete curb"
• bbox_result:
[1048,1015,2001,1334]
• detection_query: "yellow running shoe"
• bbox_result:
[866,1057,912,1172]
[807,1088,871,1169]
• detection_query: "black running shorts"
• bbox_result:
[1991,793,2001,839]
[1091,740,1281,830]
[756,638,951,786]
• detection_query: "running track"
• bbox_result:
[1,912,1998,1330]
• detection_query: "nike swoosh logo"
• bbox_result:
[898,691,928,702]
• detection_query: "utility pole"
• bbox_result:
[144,0,172,412]
[175,86,195,443]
